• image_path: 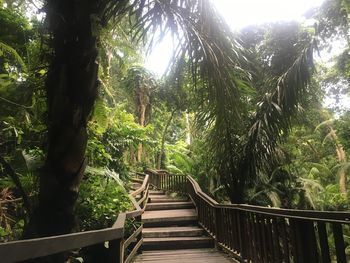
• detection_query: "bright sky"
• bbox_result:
[145,0,325,76]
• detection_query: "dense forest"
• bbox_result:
[0,0,349,254]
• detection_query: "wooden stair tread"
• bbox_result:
[149,197,187,203]
[142,236,214,251]
[144,236,212,242]
[143,226,202,232]
[143,209,197,220]
[133,249,236,263]
[149,190,165,194]
[146,201,194,211]
[143,226,204,237]
[139,248,218,255]
[149,194,169,198]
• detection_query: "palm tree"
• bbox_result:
[193,28,316,203]
[124,66,156,162]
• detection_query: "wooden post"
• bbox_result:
[108,239,123,263]
[214,207,221,249]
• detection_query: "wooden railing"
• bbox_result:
[0,173,150,263]
[146,169,350,263]
[147,169,187,194]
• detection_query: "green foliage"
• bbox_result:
[165,141,193,174]
[88,102,152,171]
[76,167,132,230]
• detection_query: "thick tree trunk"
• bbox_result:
[25,0,100,241]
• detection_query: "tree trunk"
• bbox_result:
[25,0,100,242]
[137,104,146,162]
[328,127,347,194]
[185,111,191,145]
[157,110,176,169]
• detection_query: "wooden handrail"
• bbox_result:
[187,176,350,223]
[0,225,124,262]
[147,169,350,263]
[0,173,150,263]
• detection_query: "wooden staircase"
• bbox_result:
[132,186,235,263]
[142,190,214,250]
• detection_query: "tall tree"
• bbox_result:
[124,66,156,162]
[25,0,102,238]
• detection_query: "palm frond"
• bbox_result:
[243,40,316,182]
[315,119,334,131]
[107,0,250,116]
[0,42,26,71]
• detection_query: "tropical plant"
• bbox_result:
[122,66,157,162]
[75,167,131,230]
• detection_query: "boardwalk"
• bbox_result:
[132,189,236,263]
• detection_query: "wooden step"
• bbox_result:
[131,178,144,184]
[149,194,170,198]
[132,249,236,263]
[146,201,194,211]
[143,209,197,227]
[130,182,142,189]
[143,226,204,238]
[149,190,165,195]
[149,197,187,203]
[142,236,214,250]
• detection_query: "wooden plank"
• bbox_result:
[132,248,238,263]
[0,227,123,263]
[143,209,197,221]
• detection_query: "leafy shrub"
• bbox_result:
[76,167,132,230]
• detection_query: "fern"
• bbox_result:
[92,99,110,134]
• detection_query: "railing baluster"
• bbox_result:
[317,222,331,263]
[251,213,259,263]
[260,215,268,263]
[332,223,347,263]
[231,209,238,253]
[240,211,248,260]
[245,213,252,261]
[271,218,281,263]
[266,217,274,262]
[280,218,290,263]
[289,219,299,262]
